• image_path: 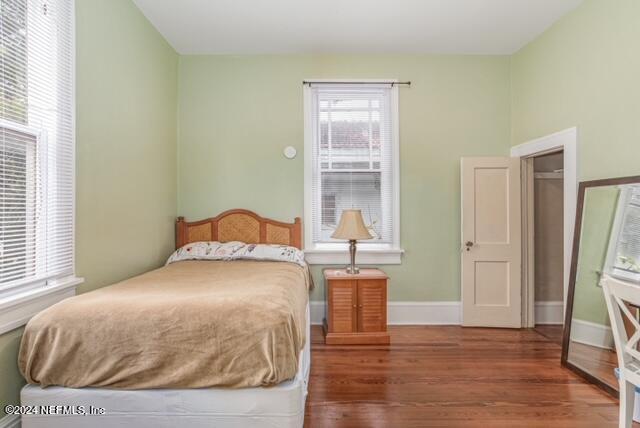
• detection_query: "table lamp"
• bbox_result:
[331,209,373,274]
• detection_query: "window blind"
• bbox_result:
[610,185,640,282]
[0,0,74,293]
[309,85,395,244]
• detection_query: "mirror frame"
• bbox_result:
[562,175,640,397]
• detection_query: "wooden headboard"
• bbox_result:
[175,209,302,250]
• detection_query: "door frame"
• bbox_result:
[511,127,578,327]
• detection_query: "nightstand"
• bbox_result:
[323,268,390,345]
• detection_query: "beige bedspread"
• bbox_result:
[19,260,310,389]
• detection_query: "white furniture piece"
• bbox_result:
[20,305,310,428]
[602,275,640,428]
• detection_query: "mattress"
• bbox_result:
[20,260,310,389]
[20,304,311,428]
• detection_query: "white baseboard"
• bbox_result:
[311,300,566,327]
[0,414,20,428]
[571,318,614,350]
[534,301,564,325]
[310,301,461,325]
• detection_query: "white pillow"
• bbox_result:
[166,241,306,267]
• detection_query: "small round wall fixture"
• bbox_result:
[283,146,297,159]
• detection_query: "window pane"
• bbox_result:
[320,172,382,241]
[330,111,370,158]
[0,127,38,286]
[319,111,328,150]
[321,194,336,226]
[371,115,381,157]
[332,161,370,170]
[0,0,28,124]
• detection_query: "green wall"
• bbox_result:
[0,0,178,416]
[511,0,640,181]
[0,329,23,418]
[177,55,512,301]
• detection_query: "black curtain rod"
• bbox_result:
[303,80,411,86]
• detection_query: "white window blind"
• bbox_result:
[307,83,398,247]
[607,185,640,283]
[0,0,75,294]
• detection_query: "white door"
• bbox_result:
[461,157,522,328]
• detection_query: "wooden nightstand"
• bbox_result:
[323,268,390,345]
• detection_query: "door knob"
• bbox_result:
[465,241,474,251]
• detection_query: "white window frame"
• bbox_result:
[603,185,640,284]
[303,79,403,265]
[0,0,82,335]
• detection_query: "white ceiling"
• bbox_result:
[132,0,583,55]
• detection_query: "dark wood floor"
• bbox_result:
[304,325,621,427]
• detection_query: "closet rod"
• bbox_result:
[534,172,563,179]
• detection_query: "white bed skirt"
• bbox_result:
[20,304,311,428]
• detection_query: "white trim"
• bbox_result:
[0,118,44,138]
[0,276,82,335]
[310,301,461,325]
[390,83,401,252]
[570,318,614,350]
[303,83,313,249]
[534,301,564,325]
[303,79,403,264]
[304,246,403,264]
[511,127,578,318]
[71,0,78,299]
[0,414,20,428]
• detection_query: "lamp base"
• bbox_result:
[345,266,360,274]
[346,239,360,274]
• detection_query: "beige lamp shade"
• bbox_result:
[331,209,373,240]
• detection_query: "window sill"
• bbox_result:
[304,245,404,265]
[0,277,83,335]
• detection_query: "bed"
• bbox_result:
[19,209,310,428]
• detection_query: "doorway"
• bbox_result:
[532,152,565,334]
[511,127,578,328]
[460,128,577,328]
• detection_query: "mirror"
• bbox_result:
[562,176,640,396]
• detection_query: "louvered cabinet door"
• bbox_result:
[357,280,387,332]
[323,269,390,345]
[328,280,357,333]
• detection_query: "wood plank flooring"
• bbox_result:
[304,325,624,427]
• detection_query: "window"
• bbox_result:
[304,82,402,264]
[605,185,640,283]
[0,0,78,327]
